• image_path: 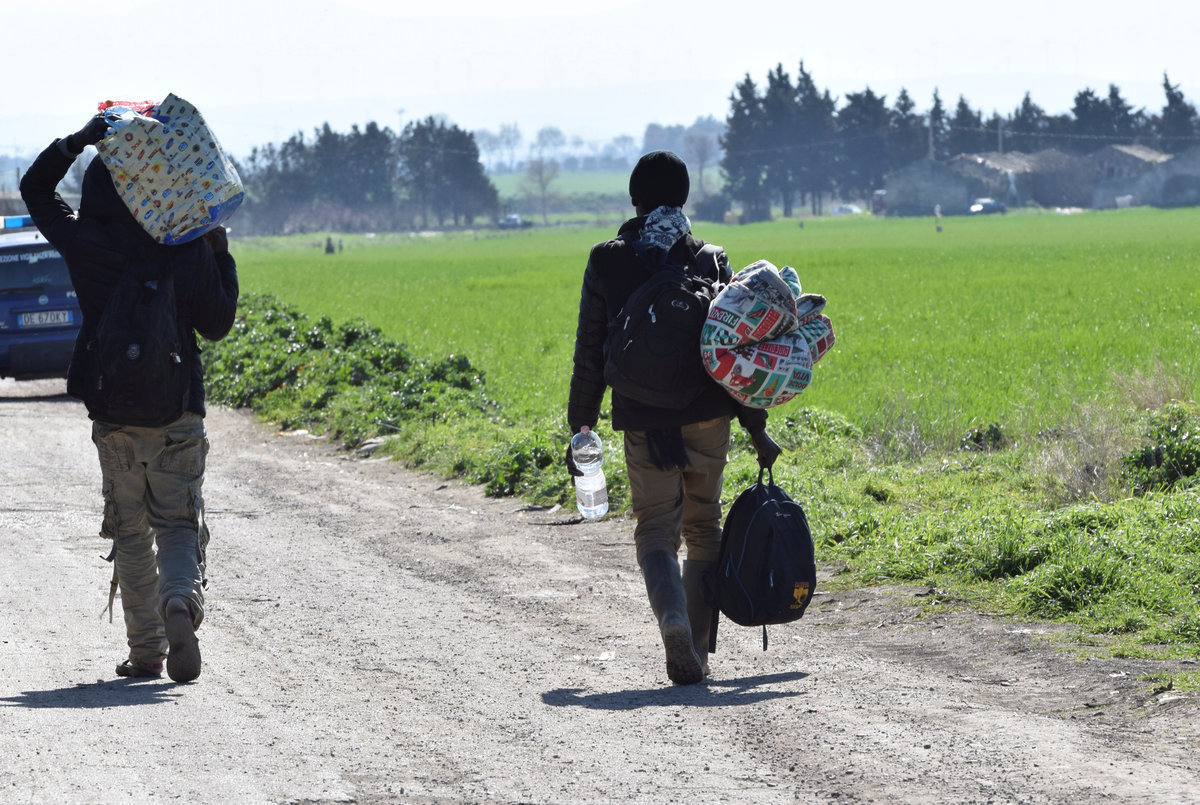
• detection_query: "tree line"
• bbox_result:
[718,64,1200,220]
[236,118,497,235]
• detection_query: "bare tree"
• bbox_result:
[497,123,522,171]
[534,126,566,161]
[609,134,637,167]
[521,157,559,225]
[682,132,716,199]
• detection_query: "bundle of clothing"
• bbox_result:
[700,260,835,409]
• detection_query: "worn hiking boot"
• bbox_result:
[641,550,704,685]
[116,659,163,678]
[165,597,202,683]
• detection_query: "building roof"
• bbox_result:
[1096,144,1172,164]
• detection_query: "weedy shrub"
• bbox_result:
[1123,402,1200,493]
[1034,402,1139,504]
[204,294,493,446]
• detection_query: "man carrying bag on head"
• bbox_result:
[567,150,781,685]
[21,106,239,683]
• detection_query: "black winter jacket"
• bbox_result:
[568,215,768,435]
[20,141,239,420]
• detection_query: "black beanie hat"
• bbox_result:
[629,150,689,209]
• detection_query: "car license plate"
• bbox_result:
[18,309,73,327]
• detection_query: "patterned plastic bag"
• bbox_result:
[701,259,834,409]
[95,93,244,245]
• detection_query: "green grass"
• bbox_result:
[489,169,629,198]
[234,209,1200,440]
[215,208,1200,654]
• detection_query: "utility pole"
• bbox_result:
[997,118,1004,154]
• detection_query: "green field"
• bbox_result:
[234,209,1200,441]
[216,209,1200,657]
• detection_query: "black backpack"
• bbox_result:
[87,254,190,427]
[603,243,722,409]
[705,467,817,652]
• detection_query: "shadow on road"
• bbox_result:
[542,670,809,710]
[0,378,74,404]
[0,678,184,708]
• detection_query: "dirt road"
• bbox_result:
[1,377,1197,804]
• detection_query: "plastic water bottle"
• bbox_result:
[571,427,609,519]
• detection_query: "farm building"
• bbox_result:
[884,159,977,217]
[945,150,1091,209]
[1101,144,1200,209]
[1085,144,1172,208]
[884,144,1195,215]
[1155,145,1200,207]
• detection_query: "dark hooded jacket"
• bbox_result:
[568,215,767,435]
[20,141,238,419]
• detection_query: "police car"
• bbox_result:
[0,214,81,380]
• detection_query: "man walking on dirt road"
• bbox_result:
[567,150,781,685]
[21,112,239,683]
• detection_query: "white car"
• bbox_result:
[830,204,862,217]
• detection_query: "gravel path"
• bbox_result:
[1,378,1196,804]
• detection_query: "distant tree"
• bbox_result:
[311,123,348,205]
[1105,84,1138,142]
[608,134,638,166]
[837,87,890,200]
[686,116,724,145]
[534,126,566,160]
[947,95,988,156]
[398,116,497,227]
[1007,92,1051,152]
[437,124,497,226]
[497,123,522,170]
[762,64,800,216]
[889,87,927,168]
[643,123,686,154]
[794,62,837,214]
[682,131,716,199]
[1159,72,1200,153]
[522,157,559,224]
[344,122,395,206]
[927,88,949,160]
[721,74,770,221]
[1071,88,1108,149]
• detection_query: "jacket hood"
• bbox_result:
[80,157,157,248]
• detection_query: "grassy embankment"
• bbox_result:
[207,209,1200,667]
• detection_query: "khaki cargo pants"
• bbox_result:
[92,413,210,666]
[624,416,731,567]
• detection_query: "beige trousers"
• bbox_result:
[92,413,210,666]
[624,416,731,567]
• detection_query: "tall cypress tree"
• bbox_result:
[721,74,771,222]
[1159,72,1199,153]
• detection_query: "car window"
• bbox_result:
[0,245,72,291]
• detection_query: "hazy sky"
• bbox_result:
[4,0,1198,160]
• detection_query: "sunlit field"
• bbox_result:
[234,207,1200,442]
